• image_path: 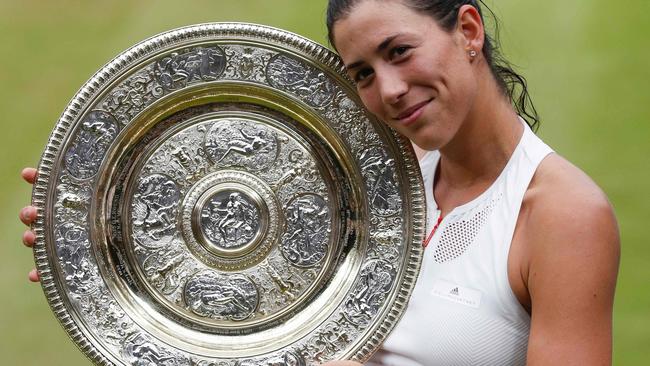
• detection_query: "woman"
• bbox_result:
[20,0,619,365]
[321,0,619,365]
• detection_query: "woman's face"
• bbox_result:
[333,0,478,150]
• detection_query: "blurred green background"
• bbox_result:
[1,0,648,364]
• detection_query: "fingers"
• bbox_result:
[21,168,38,225]
[20,206,37,226]
[28,268,40,282]
[22,168,41,283]
[23,230,36,247]
[21,167,37,184]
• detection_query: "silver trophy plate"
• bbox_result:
[31,23,425,365]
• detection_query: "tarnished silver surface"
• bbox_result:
[31,23,425,365]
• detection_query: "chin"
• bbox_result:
[412,118,459,151]
[408,136,441,152]
[403,127,445,151]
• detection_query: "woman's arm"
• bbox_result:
[520,155,620,365]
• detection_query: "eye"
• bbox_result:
[389,45,411,60]
[353,67,374,84]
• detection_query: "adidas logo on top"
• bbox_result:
[432,280,482,309]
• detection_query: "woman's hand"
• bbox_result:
[20,167,39,282]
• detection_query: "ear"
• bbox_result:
[456,5,485,55]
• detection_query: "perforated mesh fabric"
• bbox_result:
[433,196,501,263]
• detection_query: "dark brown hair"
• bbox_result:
[326,0,540,131]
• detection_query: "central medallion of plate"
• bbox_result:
[198,188,263,254]
[182,169,279,272]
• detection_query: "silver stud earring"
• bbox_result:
[469,50,477,58]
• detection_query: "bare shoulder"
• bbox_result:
[518,153,620,364]
[520,152,620,281]
[523,153,620,251]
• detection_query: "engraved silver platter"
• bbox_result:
[31,23,425,365]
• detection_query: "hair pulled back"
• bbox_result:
[326,0,539,131]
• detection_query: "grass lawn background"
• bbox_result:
[1,0,648,364]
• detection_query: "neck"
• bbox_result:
[435,75,523,211]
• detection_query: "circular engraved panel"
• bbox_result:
[205,119,280,170]
[184,271,259,321]
[31,23,425,365]
[177,167,281,272]
[197,188,263,253]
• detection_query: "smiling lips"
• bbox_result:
[394,99,433,126]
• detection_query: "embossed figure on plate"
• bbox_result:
[184,271,258,321]
[272,149,319,193]
[64,110,119,179]
[240,350,306,366]
[305,317,352,363]
[223,46,272,82]
[101,68,165,125]
[205,119,279,170]
[266,54,335,108]
[78,293,132,346]
[141,249,187,295]
[360,147,402,216]
[132,174,181,248]
[169,143,207,181]
[282,194,330,267]
[200,190,261,250]
[55,223,99,295]
[154,47,226,92]
[121,333,190,366]
[344,260,395,326]
[54,178,93,223]
[141,124,210,185]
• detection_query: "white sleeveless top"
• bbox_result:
[368,122,553,366]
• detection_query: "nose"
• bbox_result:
[377,68,408,105]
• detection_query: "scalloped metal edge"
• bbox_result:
[350,128,426,361]
[31,22,425,365]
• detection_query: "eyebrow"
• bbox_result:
[345,34,401,70]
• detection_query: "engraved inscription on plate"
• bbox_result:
[184,271,259,321]
[199,190,261,251]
